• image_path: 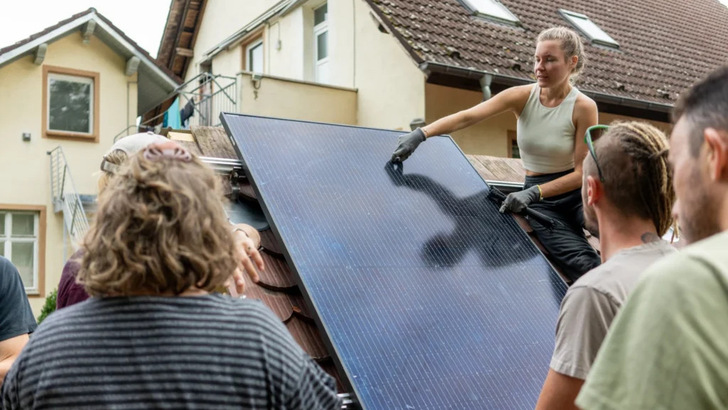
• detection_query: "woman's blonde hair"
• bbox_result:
[78,149,238,296]
[537,26,587,82]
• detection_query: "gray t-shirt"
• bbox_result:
[549,240,676,379]
[2,295,341,409]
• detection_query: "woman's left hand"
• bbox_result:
[500,185,541,214]
[227,224,265,297]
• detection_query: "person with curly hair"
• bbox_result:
[2,142,341,409]
[56,132,263,308]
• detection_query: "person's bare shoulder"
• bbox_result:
[574,92,598,114]
[505,84,536,115]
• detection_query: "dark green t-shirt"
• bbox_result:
[0,256,37,342]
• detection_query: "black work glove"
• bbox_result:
[499,185,541,214]
[391,128,426,162]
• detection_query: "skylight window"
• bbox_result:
[560,10,619,48]
[463,0,520,25]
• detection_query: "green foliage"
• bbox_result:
[37,289,57,325]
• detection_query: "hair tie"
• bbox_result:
[143,142,192,162]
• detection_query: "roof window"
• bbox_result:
[560,10,619,48]
[462,0,520,25]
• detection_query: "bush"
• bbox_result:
[37,289,57,325]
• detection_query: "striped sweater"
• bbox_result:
[1,295,341,410]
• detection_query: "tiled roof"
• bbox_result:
[365,0,728,106]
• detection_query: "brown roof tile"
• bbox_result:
[365,0,728,105]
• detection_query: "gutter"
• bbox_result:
[199,0,292,64]
[420,61,674,113]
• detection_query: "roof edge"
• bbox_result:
[420,62,673,114]
[200,0,291,63]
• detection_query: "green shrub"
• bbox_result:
[37,289,57,325]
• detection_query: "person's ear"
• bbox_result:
[585,175,601,206]
[703,128,728,181]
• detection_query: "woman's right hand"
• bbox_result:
[391,128,426,162]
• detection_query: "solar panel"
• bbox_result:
[222,113,567,410]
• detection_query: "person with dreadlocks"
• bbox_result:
[577,65,728,410]
[535,121,676,410]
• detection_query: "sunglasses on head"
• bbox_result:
[584,125,609,182]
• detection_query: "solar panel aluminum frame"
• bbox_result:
[221,113,567,409]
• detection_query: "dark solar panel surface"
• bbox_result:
[222,113,567,410]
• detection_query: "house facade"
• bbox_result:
[153,0,728,155]
[0,8,178,313]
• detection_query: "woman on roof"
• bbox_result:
[392,27,600,281]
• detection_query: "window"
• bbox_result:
[508,131,520,159]
[245,39,263,73]
[43,66,100,141]
[560,10,619,48]
[314,3,329,83]
[462,0,519,24]
[0,206,46,295]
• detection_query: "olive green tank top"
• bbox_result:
[517,85,579,173]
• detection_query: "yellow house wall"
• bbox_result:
[353,0,424,131]
[238,72,357,125]
[0,33,137,315]
[425,84,672,156]
[426,83,514,156]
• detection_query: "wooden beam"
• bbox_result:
[125,56,140,76]
[82,20,96,44]
[175,47,194,57]
[33,43,47,65]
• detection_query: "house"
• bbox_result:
[0,8,179,313]
[150,0,728,155]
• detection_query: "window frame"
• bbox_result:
[507,130,520,159]
[461,0,520,25]
[42,65,100,142]
[243,37,264,73]
[559,9,619,49]
[0,205,46,297]
[313,2,330,83]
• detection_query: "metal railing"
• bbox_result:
[113,72,238,142]
[178,72,237,128]
[48,146,90,246]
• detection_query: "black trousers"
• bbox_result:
[524,170,601,282]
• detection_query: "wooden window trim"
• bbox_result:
[0,204,46,298]
[42,65,100,143]
[240,30,265,72]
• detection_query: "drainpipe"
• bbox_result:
[480,73,493,101]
